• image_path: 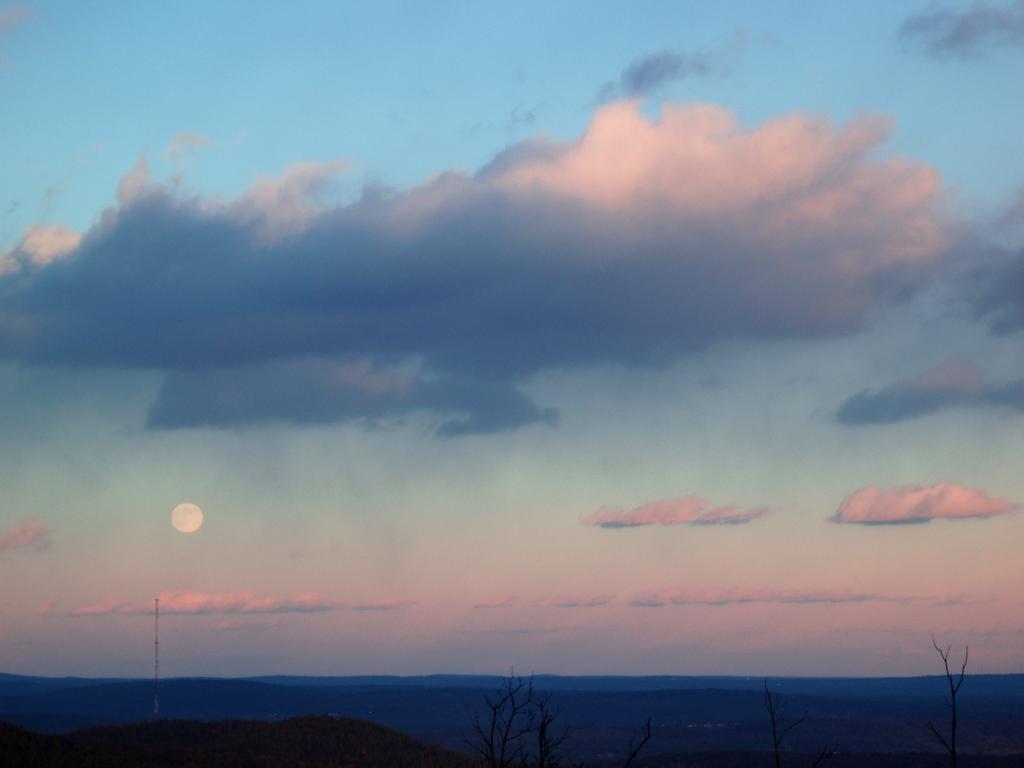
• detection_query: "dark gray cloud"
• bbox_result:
[899,0,1024,57]
[836,360,1024,425]
[972,249,1024,333]
[147,360,557,436]
[597,49,718,101]
[0,104,949,435]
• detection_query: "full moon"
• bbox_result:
[171,503,204,534]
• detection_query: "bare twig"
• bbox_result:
[470,672,537,768]
[927,636,968,768]
[621,716,653,768]
[810,743,837,768]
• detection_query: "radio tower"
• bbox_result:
[153,596,160,718]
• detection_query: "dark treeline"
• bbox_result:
[4,718,1023,768]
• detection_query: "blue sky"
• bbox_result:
[4,0,1023,244]
[1,1,1023,677]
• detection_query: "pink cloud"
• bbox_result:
[349,598,415,612]
[1,225,81,275]
[581,495,774,528]
[70,591,339,617]
[833,483,1019,525]
[164,131,211,163]
[229,160,347,242]
[70,599,133,617]
[630,588,915,608]
[158,591,338,615]
[473,596,517,609]
[533,594,615,608]
[210,619,281,633]
[914,360,985,393]
[489,101,945,269]
[0,519,51,555]
[37,598,59,615]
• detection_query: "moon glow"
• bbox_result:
[171,503,204,534]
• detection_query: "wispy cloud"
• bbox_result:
[836,360,1024,425]
[899,0,1024,57]
[70,591,339,617]
[0,5,32,35]
[460,628,558,636]
[164,131,211,163]
[70,599,133,617]
[473,596,517,609]
[210,619,282,633]
[630,588,916,608]
[0,2,33,71]
[595,32,756,102]
[37,597,58,615]
[596,50,718,101]
[349,598,415,612]
[0,519,51,555]
[833,483,1019,525]
[581,496,774,528]
[532,594,614,608]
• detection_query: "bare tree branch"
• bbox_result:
[470,670,653,768]
[764,677,834,768]
[533,696,568,768]
[810,743,837,768]
[929,634,968,768]
[470,672,538,768]
[927,719,953,756]
[621,716,653,768]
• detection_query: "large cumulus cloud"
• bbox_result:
[0,102,949,435]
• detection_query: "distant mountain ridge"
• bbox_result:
[2,673,1023,759]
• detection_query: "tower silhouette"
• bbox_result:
[153,596,160,718]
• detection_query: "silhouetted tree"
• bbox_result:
[471,672,652,768]
[927,635,968,768]
[764,678,806,768]
[532,696,567,768]
[763,678,835,768]
[470,672,537,768]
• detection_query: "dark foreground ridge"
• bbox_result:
[0,716,478,767]
[3,717,1024,768]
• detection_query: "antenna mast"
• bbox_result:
[153,596,160,718]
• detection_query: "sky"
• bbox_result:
[1,1,1023,678]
